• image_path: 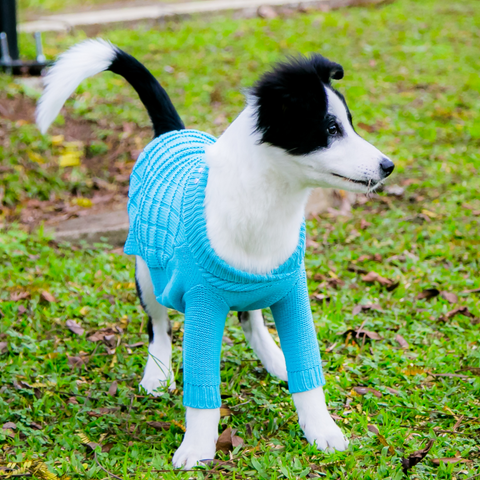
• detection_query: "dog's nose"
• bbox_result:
[380,157,395,177]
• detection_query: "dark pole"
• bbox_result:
[0,0,19,61]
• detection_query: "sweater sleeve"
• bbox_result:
[270,270,325,393]
[182,286,230,409]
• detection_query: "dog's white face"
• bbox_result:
[296,88,393,192]
[252,55,394,193]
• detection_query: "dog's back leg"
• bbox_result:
[136,256,176,395]
[238,310,288,381]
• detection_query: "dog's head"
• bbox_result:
[251,55,394,193]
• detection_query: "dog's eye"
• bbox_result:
[328,124,338,135]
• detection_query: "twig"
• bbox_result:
[465,474,480,480]
[453,415,464,432]
[94,452,123,480]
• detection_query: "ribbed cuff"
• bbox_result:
[183,383,221,409]
[288,365,325,393]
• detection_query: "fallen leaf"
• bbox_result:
[462,287,480,294]
[367,425,396,455]
[439,306,475,322]
[222,335,234,346]
[10,291,30,301]
[29,422,43,430]
[18,305,27,315]
[339,328,383,341]
[384,184,405,196]
[385,387,401,395]
[431,457,472,466]
[67,356,88,369]
[311,293,331,303]
[68,397,79,404]
[440,291,458,304]
[125,342,144,348]
[102,442,115,453]
[87,328,118,343]
[257,5,277,18]
[352,303,383,315]
[108,381,118,397]
[361,271,398,289]
[87,408,118,417]
[66,319,84,336]
[3,422,17,430]
[0,342,8,354]
[417,288,440,300]
[216,427,244,454]
[40,291,56,303]
[401,439,435,474]
[353,386,382,398]
[395,334,409,349]
[220,405,233,417]
[404,365,427,376]
[360,219,371,230]
[147,421,171,431]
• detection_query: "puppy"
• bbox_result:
[37,39,394,469]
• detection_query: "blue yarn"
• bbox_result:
[125,130,325,408]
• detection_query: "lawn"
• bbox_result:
[1,0,480,478]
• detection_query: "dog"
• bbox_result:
[36,39,394,469]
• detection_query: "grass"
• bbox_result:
[1,0,480,478]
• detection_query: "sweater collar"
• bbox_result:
[183,161,306,289]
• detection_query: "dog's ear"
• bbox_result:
[251,54,343,155]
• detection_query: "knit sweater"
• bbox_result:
[125,130,325,409]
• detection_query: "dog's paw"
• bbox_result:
[172,437,216,469]
[301,415,349,452]
[139,374,176,396]
[139,356,175,396]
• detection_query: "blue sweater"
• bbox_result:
[125,130,325,408]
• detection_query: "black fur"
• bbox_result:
[252,54,345,156]
[108,48,184,138]
[135,276,154,343]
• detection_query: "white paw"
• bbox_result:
[301,414,349,452]
[139,355,175,396]
[172,437,216,469]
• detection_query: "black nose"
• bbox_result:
[380,157,395,177]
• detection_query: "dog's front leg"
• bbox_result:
[293,386,348,451]
[172,407,220,469]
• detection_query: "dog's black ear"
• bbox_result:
[251,54,342,156]
[309,54,344,83]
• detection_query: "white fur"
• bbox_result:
[239,310,288,381]
[136,256,175,394]
[293,386,348,451]
[172,407,220,469]
[36,39,116,134]
[204,88,388,275]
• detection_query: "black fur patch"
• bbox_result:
[252,54,345,156]
[147,317,154,344]
[109,48,185,138]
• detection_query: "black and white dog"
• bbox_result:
[36,39,394,468]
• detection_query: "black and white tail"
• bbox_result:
[36,38,184,137]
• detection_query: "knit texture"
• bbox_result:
[125,130,325,408]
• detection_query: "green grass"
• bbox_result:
[1,0,480,478]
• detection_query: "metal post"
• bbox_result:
[0,0,19,61]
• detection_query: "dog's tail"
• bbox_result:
[36,38,184,137]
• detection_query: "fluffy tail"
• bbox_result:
[36,38,184,137]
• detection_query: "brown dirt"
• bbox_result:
[0,92,151,227]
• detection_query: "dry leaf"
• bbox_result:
[10,291,30,301]
[339,328,383,341]
[440,291,458,304]
[220,405,233,417]
[431,457,472,466]
[102,442,115,453]
[87,408,118,417]
[352,303,383,315]
[67,356,88,369]
[417,288,440,300]
[360,219,371,230]
[147,421,171,431]
[401,439,435,474]
[68,397,79,404]
[395,334,409,349]
[462,287,480,294]
[125,342,144,348]
[0,342,8,354]
[87,328,117,343]
[29,422,43,430]
[458,367,480,376]
[66,319,84,336]
[3,422,17,430]
[439,306,475,322]
[311,293,330,303]
[18,305,27,315]
[367,424,379,435]
[361,271,398,290]
[40,291,56,303]
[108,381,118,397]
[386,387,401,396]
[367,425,395,455]
[353,386,382,398]
[216,427,244,454]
